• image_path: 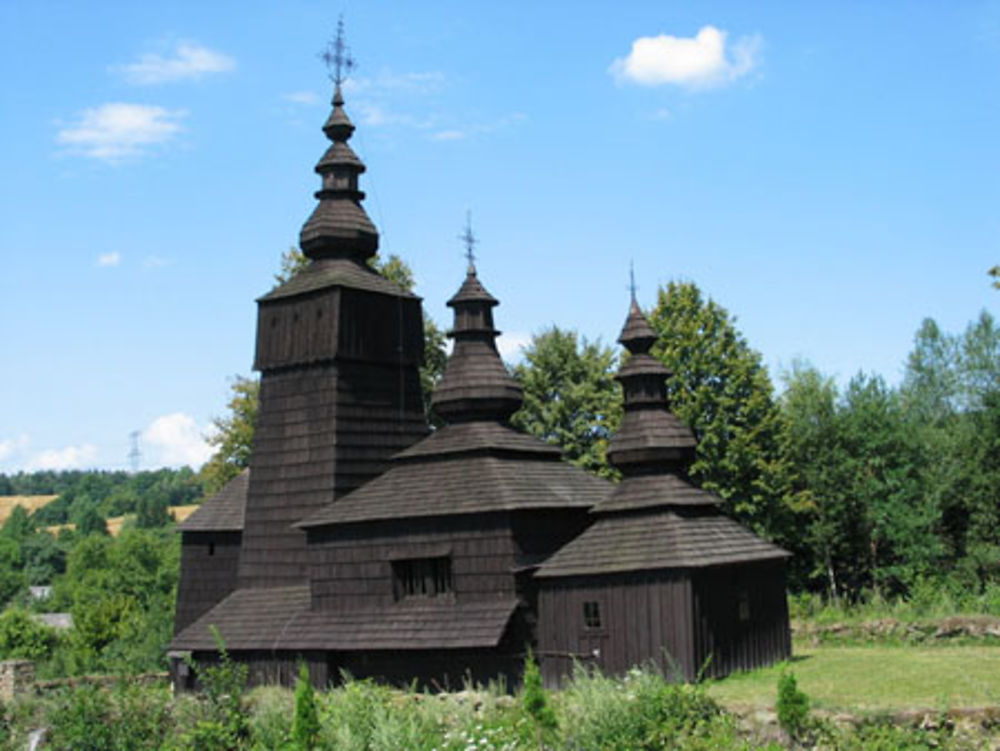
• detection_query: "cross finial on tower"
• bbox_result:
[629,260,638,303]
[459,211,477,273]
[321,16,357,85]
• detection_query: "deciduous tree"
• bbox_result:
[649,281,795,541]
[511,327,621,477]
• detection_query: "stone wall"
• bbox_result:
[0,660,34,702]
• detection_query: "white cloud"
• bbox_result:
[432,129,465,141]
[57,103,186,161]
[650,107,673,121]
[0,435,29,463]
[610,26,761,89]
[27,444,98,471]
[115,42,236,85]
[497,332,531,363]
[96,252,121,267]
[283,91,319,105]
[142,413,213,468]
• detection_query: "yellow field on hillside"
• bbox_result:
[0,495,59,524]
[45,504,200,537]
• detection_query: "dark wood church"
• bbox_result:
[169,70,791,689]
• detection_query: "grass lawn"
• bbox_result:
[705,645,1000,713]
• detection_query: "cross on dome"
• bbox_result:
[321,16,356,86]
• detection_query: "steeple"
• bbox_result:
[605,295,697,474]
[430,222,523,423]
[299,21,378,261]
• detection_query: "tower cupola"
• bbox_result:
[299,24,378,261]
[430,220,523,423]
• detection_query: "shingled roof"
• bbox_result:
[537,297,789,578]
[177,470,247,532]
[430,266,522,423]
[299,84,379,261]
[170,585,518,651]
[298,266,612,529]
[535,510,788,577]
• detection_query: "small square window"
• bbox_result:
[583,601,602,629]
[738,592,751,622]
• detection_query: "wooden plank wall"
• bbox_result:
[238,358,426,589]
[692,561,791,679]
[254,288,424,371]
[307,513,518,611]
[174,531,242,634]
[537,572,696,686]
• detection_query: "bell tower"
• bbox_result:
[237,23,428,588]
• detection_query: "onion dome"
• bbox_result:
[430,266,523,423]
[605,298,697,473]
[299,84,379,261]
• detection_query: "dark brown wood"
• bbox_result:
[173,530,242,634]
[172,82,790,692]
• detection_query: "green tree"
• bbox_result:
[779,362,855,600]
[0,537,23,606]
[839,373,937,597]
[0,607,58,660]
[200,375,260,496]
[649,281,795,540]
[1,504,35,541]
[511,327,621,477]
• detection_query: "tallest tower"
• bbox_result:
[236,30,428,589]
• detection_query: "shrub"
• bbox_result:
[776,671,810,741]
[292,663,319,750]
[521,648,556,745]
[0,607,58,661]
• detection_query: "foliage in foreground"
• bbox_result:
[2,661,994,751]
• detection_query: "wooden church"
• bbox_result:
[169,59,791,689]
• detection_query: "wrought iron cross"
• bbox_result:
[459,211,477,271]
[629,260,638,302]
[321,16,356,85]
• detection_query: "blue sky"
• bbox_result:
[2,1,998,473]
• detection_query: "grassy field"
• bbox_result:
[706,644,1000,713]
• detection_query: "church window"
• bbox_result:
[738,591,751,622]
[392,557,453,600]
[583,600,602,629]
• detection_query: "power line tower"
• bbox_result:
[128,431,141,473]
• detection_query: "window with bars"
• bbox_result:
[392,557,453,600]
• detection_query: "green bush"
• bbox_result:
[521,648,556,746]
[246,686,294,750]
[776,671,809,741]
[293,663,319,750]
[0,607,58,661]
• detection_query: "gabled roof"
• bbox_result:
[297,423,609,527]
[170,585,518,651]
[177,470,247,532]
[535,509,789,578]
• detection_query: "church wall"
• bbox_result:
[174,531,242,635]
[238,357,426,589]
[691,560,791,679]
[536,571,696,686]
[306,513,518,611]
